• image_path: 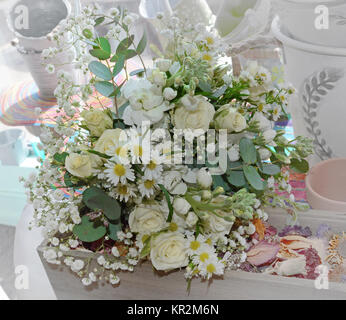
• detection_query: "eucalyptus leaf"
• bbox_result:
[89,48,110,60]
[212,174,231,192]
[239,138,257,164]
[89,61,112,81]
[228,170,246,187]
[113,54,125,77]
[243,165,265,191]
[137,32,147,55]
[116,35,134,55]
[83,187,121,221]
[124,49,137,59]
[130,69,145,77]
[96,37,111,54]
[290,158,309,173]
[73,215,107,242]
[108,222,122,241]
[94,81,114,97]
[259,163,281,176]
[95,17,105,26]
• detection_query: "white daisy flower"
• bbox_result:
[272,105,281,121]
[186,234,208,256]
[143,152,163,180]
[105,159,135,186]
[105,143,129,164]
[138,178,160,198]
[113,183,136,202]
[199,256,225,279]
[191,244,216,265]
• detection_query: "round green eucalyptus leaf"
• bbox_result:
[239,138,257,164]
[73,215,106,242]
[243,165,265,191]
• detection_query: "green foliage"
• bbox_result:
[83,187,121,222]
[158,184,174,222]
[228,170,246,187]
[243,165,266,191]
[54,152,68,164]
[290,158,309,173]
[137,33,147,55]
[116,35,134,56]
[113,54,125,77]
[239,138,257,164]
[87,150,112,160]
[139,236,151,259]
[73,215,106,242]
[94,81,114,97]
[130,69,145,77]
[259,163,281,176]
[108,222,122,241]
[89,37,111,60]
[212,174,231,192]
[88,61,112,81]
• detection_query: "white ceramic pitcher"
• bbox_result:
[7,0,72,98]
[272,16,346,165]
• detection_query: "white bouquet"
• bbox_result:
[23,4,313,287]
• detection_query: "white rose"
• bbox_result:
[215,105,247,133]
[173,197,191,215]
[129,204,166,234]
[123,79,163,111]
[94,129,126,155]
[65,153,93,178]
[251,112,271,131]
[80,109,113,137]
[203,212,233,236]
[150,69,167,87]
[173,96,215,131]
[122,79,171,126]
[263,129,277,144]
[186,211,198,228]
[163,87,177,101]
[155,58,172,72]
[197,168,212,189]
[180,94,198,111]
[150,232,188,271]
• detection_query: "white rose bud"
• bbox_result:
[263,129,277,144]
[215,105,247,133]
[155,58,172,72]
[163,87,177,101]
[151,69,167,86]
[197,168,212,189]
[258,148,272,160]
[186,211,198,228]
[173,197,191,215]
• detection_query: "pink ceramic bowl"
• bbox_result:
[306,158,346,212]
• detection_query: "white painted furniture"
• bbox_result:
[34,208,346,300]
